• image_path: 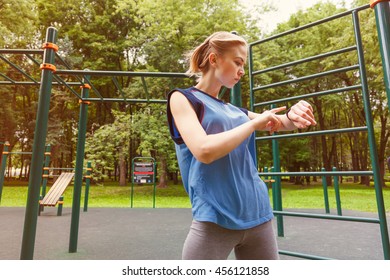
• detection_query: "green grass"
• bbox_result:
[1,180,389,213]
[0,181,191,208]
[273,183,390,213]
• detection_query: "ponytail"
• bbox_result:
[186,32,247,78]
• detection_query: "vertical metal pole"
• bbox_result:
[248,44,255,112]
[152,160,156,208]
[41,144,51,198]
[353,10,390,259]
[69,75,90,253]
[321,167,330,214]
[371,0,390,112]
[57,196,64,216]
[271,167,277,210]
[20,27,57,260]
[131,158,134,208]
[0,141,10,203]
[230,80,242,107]
[83,161,91,212]
[271,107,284,237]
[272,143,284,237]
[332,167,342,216]
[230,31,243,107]
[270,166,276,209]
[264,166,269,193]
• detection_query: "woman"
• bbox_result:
[167,31,316,260]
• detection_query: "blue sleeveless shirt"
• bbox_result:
[167,87,273,230]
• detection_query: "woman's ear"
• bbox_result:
[209,52,218,68]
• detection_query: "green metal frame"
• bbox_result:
[68,74,90,253]
[248,4,390,259]
[83,161,92,212]
[19,27,57,260]
[0,143,51,205]
[0,26,191,258]
[372,0,390,112]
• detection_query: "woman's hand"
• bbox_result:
[253,106,286,133]
[286,100,316,129]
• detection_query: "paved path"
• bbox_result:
[0,207,388,260]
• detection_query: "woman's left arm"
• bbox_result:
[247,100,317,131]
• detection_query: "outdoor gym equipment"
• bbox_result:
[250,2,390,259]
[38,172,74,216]
[0,1,389,260]
[131,157,156,208]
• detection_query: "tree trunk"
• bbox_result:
[119,151,127,186]
[313,98,332,186]
[157,156,168,188]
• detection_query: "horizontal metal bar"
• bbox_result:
[0,49,43,54]
[0,73,83,99]
[47,167,74,170]
[278,250,334,260]
[84,98,167,104]
[253,46,357,76]
[0,81,82,86]
[250,4,370,46]
[256,126,368,141]
[253,65,359,92]
[253,85,362,108]
[273,210,380,224]
[8,152,32,155]
[259,171,374,176]
[55,69,189,78]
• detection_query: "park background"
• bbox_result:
[0,0,389,208]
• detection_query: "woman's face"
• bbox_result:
[214,44,247,89]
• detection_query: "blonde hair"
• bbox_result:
[186,31,247,78]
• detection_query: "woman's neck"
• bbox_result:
[195,75,221,98]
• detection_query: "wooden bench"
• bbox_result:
[39,172,74,216]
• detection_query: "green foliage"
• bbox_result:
[0,0,37,48]
[131,104,178,173]
[129,0,257,72]
[85,110,132,181]
[1,0,389,185]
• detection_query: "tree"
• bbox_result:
[0,0,37,48]
[85,110,131,185]
[0,0,38,168]
[131,104,177,188]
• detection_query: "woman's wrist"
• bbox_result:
[286,108,293,122]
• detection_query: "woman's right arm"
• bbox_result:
[169,91,282,164]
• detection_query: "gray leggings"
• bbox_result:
[182,220,279,260]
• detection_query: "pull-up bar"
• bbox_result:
[0,50,191,102]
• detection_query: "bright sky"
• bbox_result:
[240,0,356,33]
